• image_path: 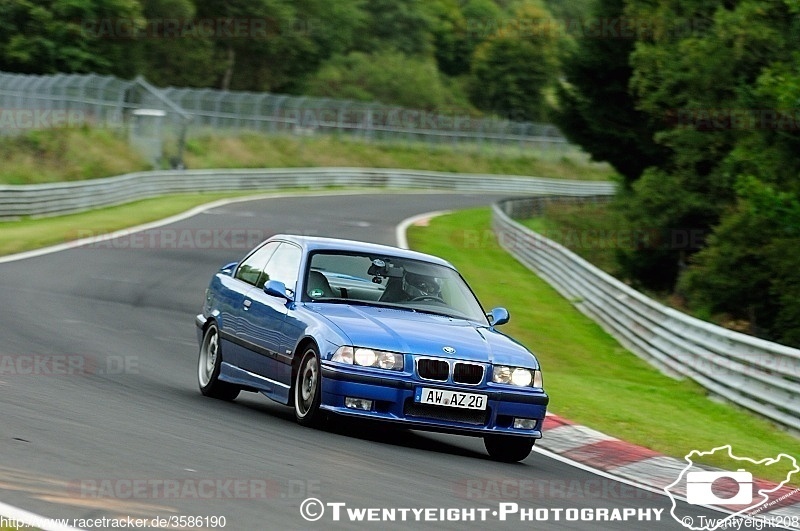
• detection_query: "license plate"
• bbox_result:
[415,388,487,410]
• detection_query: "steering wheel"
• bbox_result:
[410,295,446,303]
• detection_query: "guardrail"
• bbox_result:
[0,168,615,219]
[493,196,800,432]
[4,170,795,430]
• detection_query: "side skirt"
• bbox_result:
[219,362,292,404]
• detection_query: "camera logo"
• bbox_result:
[665,446,799,530]
[685,469,752,506]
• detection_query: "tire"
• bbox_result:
[483,435,534,463]
[198,323,240,401]
[294,345,325,427]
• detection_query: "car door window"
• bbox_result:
[259,243,302,292]
[235,241,280,286]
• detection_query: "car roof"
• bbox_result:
[269,234,456,269]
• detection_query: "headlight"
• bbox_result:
[511,368,532,386]
[355,348,377,367]
[492,365,542,388]
[332,346,403,371]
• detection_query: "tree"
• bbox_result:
[138,0,219,87]
[192,0,311,92]
[356,0,434,57]
[467,0,561,121]
[304,51,472,111]
[615,0,795,292]
[680,177,800,343]
[424,0,470,76]
[0,0,144,77]
[611,0,800,345]
[286,0,368,90]
[424,0,505,77]
[461,0,503,44]
[553,0,667,185]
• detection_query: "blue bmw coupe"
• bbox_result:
[196,235,548,462]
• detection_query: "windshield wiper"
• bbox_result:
[405,306,460,319]
[307,298,400,310]
[308,298,474,321]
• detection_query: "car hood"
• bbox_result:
[307,303,538,368]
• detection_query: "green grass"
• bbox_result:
[182,132,615,181]
[408,208,799,484]
[0,126,151,184]
[521,200,625,276]
[0,126,617,185]
[0,192,262,256]
[0,126,616,259]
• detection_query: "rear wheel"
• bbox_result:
[483,435,534,463]
[294,345,325,427]
[198,323,240,401]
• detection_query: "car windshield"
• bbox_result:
[304,251,488,324]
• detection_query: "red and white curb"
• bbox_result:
[539,413,800,520]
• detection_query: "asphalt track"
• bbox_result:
[0,192,725,530]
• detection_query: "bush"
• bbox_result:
[303,51,474,112]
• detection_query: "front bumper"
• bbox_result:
[195,314,208,343]
[320,361,548,438]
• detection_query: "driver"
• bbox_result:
[402,271,441,300]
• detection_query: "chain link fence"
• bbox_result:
[0,70,571,168]
[0,71,191,168]
[0,71,129,132]
[162,86,568,151]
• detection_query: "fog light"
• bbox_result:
[345,397,373,411]
[513,418,537,430]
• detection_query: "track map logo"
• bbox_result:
[665,445,799,530]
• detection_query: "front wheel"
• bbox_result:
[484,435,534,463]
[294,345,326,427]
[198,323,240,401]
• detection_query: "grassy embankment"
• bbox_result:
[1,127,614,185]
[0,127,613,256]
[409,208,799,484]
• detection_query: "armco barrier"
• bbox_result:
[3,170,795,431]
[494,197,800,432]
[0,168,615,219]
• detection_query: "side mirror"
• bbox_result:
[264,280,292,301]
[220,262,238,276]
[487,307,510,327]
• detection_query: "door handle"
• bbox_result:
[243,299,252,310]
